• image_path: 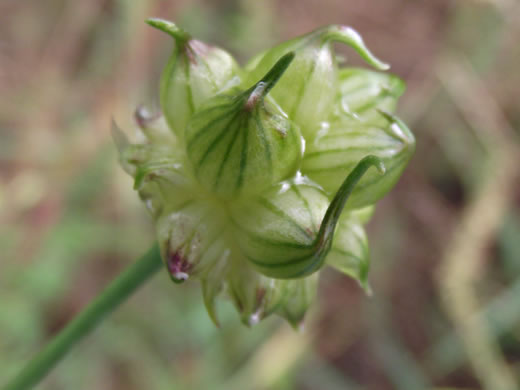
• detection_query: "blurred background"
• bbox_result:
[1,0,520,389]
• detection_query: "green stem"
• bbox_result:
[3,244,163,390]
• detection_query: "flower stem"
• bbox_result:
[3,243,163,390]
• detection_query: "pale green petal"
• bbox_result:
[302,112,414,208]
[276,273,319,329]
[231,157,384,279]
[327,216,370,291]
[336,68,405,124]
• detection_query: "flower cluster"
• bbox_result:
[114,18,415,327]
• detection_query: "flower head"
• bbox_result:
[114,19,414,327]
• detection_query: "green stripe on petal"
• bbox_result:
[185,53,302,199]
[302,112,414,208]
[231,156,384,279]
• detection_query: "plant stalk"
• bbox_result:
[3,243,163,390]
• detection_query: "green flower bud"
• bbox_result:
[156,198,229,283]
[247,25,389,139]
[185,53,302,199]
[231,156,385,279]
[302,112,414,208]
[147,18,241,141]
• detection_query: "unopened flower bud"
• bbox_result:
[147,18,241,142]
[227,257,287,326]
[185,53,302,199]
[302,112,414,208]
[231,156,384,279]
[156,199,229,283]
[115,21,415,328]
[247,25,389,139]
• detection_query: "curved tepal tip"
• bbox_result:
[322,25,390,70]
[146,18,191,44]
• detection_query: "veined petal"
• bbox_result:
[226,256,287,326]
[147,18,241,142]
[302,112,414,208]
[275,273,319,329]
[327,215,370,292]
[337,68,406,124]
[201,250,230,326]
